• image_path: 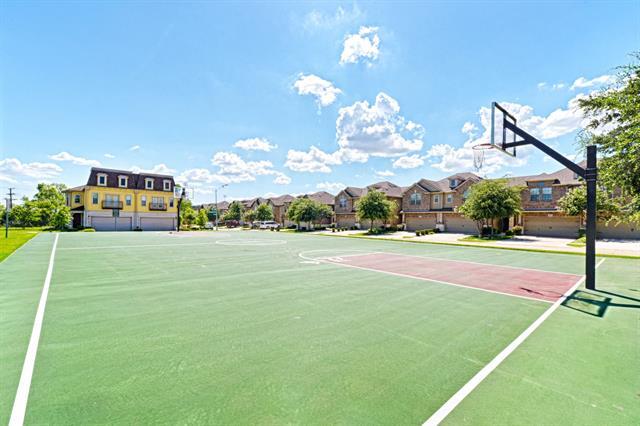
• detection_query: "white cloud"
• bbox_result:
[104,153,115,159]
[0,158,63,180]
[273,173,291,185]
[177,168,225,184]
[293,74,342,108]
[392,155,424,169]
[131,163,176,175]
[316,181,346,192]
[48,151,101,167]
[570,74,614,90]
[233,137,277,152]
[375,170,394,177]
[336,92,424,157]
[301,5,363,32]
[340,26,380,65]
[538,82,566,91]
[284,146,342,173]
[129,145,140,151]
[461,122,477,137]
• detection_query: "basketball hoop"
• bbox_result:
[472,143,495,172]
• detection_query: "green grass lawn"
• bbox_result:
[0,227,41,262]
[1,231,638,424]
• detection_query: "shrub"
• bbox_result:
[387,225,398,232]
[505,229,514,237]
[578,228,586,238]
[512,225,523,235]
[81,227,96,232]
[481,226,499,236]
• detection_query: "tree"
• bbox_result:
[207,207,218,221]
[314,203,333,226]
[287,198,305,228]
[558,186,619,221]
[355,189,396,230]
[458,179,522,236]
[180,199,196,227]
[255,203,274,221]
[196,208,209,227]
[10,198,41,228]
[50,206,71,230]
[243,209,256,223]
[223,201,244,221]
[577,52,640,223]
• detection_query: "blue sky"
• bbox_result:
[1,1,638,203]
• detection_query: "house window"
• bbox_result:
[163,180,171,191]
[449,179,458,188]
[433,195,440,204]
[339,197,347,208]
[410,192,421,206]
[145,178,154,189]
[92,193,99,204]
[118,176,128,188]
[446,194,453,204]
[542,187,553,201]
[141,195,147,206]
[463,190,470,200]
[169,198,174,208]
[530,187,540,201]
[152,196,164,206]
[97,174,107,186]
[74,194,80,204]
[125,195,132,206]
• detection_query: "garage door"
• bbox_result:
[597,221,640,240]
[336,215,356,228]
[91,216,132,232]
[405,214,437,231]
[141,217,175,231]
[445,214,476,234]
[524,215,580,238]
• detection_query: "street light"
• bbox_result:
[214,183,228,230]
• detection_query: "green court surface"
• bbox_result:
[1,231,638,424]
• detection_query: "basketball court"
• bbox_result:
[2,230,638,424]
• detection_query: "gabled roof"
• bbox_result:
[366,181,403,197]
[304,191,335,205]
[413,179,441,192]
[508,161,584,187]
[64,185,87,193]
[342,186,364,197]
[268,194,295,206]
[86,167,175,191]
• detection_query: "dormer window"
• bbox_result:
[145,178,154,190]
[97,173,107,186]
[118,175,128,188]
[163,180,171,191]
[449,179,458,188]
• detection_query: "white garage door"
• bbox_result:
[597,221,640,240]
[91,216,132,232]
[141,217,175,231]
[525,215,580,238]
[405,214,437,231]
[445,214,476,234]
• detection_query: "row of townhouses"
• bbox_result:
[66,166,639,239]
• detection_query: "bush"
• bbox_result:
[481,226,499,236]
[578,228,586,238]
[505,229,514,237]
[387,225,398,232]
[512,225,523,236]
[81,227,96,232]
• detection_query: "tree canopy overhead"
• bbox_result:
[578,52,640,223]
[287,198,333,229]
[255,203,274,221]
[223,201,244,221]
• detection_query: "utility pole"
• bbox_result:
[5,188,14,238]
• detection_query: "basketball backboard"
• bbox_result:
[490,102,518,157]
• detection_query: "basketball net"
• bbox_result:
[472,143,494,172]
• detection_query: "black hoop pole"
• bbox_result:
[503,120,597,290]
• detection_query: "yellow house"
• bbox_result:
[64,167,178,231]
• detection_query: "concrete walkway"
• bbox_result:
[315,230,640,257]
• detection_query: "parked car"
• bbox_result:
[223,220,239,228]
[258,221,280,230]
[204,222,214,230]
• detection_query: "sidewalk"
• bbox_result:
[314,230,640,257]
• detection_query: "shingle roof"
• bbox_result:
[268,194,295,206]
[366,181,403,197]
[343,186,364,197]
[86,167,175,191]
[304,191,335,205]
[507,161,585,187]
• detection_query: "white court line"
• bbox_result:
[57,242,222,250]
[423,258,606,426]
[9,233,60,426]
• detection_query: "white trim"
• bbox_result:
[118,175,128,188]
[9,234,60,426]
[423,258,606,426]
[145,178,154,189]
[163,179,171,191]
[97,173,107,186]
